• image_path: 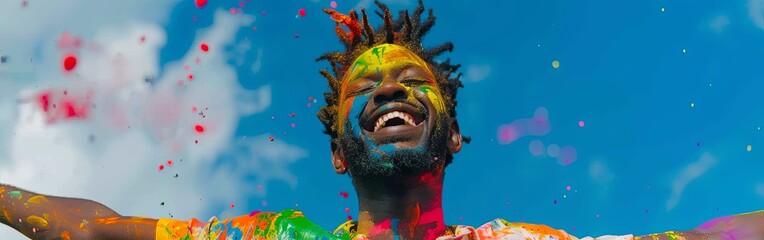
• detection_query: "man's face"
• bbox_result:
[333,44,457,178]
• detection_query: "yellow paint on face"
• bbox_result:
[337,44,446,135]
[26,215,49,229]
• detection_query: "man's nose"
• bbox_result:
[372,80,408,105]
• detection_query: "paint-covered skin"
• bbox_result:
[0,184,158,239]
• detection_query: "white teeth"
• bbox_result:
[373,111,418,132]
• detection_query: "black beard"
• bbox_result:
[339,115,450,179]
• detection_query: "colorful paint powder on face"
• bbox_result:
[195,0,207,8]
[8,191,22,199]
[194,124,205,133]
[200,42,209,52]
[63,55,77,71]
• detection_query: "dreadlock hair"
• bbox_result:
[316,0,470,165]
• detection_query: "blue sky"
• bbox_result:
[1,0,763,238]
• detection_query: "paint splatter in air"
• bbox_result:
[158,164,165,171]
[330,1,337,8]
[339,191,349,198]
[552,60,560,69]
[200,42,209,52]
[63,55,77,71]
[298,8,306,17]
[578,121,585,127]
[195,0,207,8]
[194,124,205,133]
[269,136,274,141]
[187,74,194,80]
[167,160,173,167]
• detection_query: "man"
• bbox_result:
[1,1,763,239]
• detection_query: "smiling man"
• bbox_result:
[2,1,764,240]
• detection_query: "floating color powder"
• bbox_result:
[552,60,560,69]
[230,204,235,208]
[529,140,544,156]
[158,164,164,171]
[747,145,752,152]
[547,144,560,158]
[339,191,349,198]
[557,146,578,166]
[187,74,194,80]
[566,186,571,191]
[194,124,205,133]
[330,1,337,8]
[195,0,207,8]
[167,160,173,166]
[578,120,585,127]
[200,42,209,52]
[63,55,77,71]
[298,8,306,17]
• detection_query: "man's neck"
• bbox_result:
[352,168,447,240]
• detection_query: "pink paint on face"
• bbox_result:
[697,215,733,230]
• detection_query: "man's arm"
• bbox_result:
[635,211,764,240]
[0,184,158,239]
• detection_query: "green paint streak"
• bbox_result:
[8,191,21,199]
[419,85,433,93]
[371,46,387,64]
[382,162,394,169]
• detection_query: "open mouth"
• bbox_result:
[363,103,426,133]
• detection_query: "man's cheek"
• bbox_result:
[345,95,369,136]
[418,85,446,113]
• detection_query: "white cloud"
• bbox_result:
[756,183,764,199]
[0,7,303,240]
[665,153,717,211]
[709,14,730,33]
[465,64,492,82]
[749,0,764,31]
[589,160,615,183]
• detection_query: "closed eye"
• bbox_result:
[401,78,429,86]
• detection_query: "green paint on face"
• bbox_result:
[371,45,387,64]
[8,191,21,199]
[419,85,433,93]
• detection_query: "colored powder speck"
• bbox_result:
[298,8,306,17]
[63,55,77,71]
[578,120,585,127]
[552,60,560,69]
[187,74,194,80]
[195,0,207,8]
[200,42,209,52]
[167,160,173,166]
[330,1,337,8]
[194,124,205,133]
[747,145,752,152]
[8,191,22,199]
[158,164,165,171]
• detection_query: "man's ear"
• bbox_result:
[331,139,348,174]
[448,119,463,154]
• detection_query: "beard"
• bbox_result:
[339,114,451,179]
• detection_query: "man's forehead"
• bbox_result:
[343,44,431,83]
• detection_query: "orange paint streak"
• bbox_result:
[2,209,11,223]
[60,230,71,240]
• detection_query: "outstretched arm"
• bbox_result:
[635,210,764,240]
[0,184,157,239]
